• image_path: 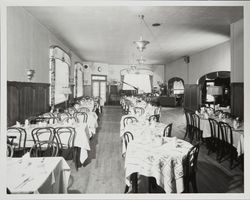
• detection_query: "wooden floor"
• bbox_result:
[67,106,244,193]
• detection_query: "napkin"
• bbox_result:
[204,113,209,119]
[195,110,199,115]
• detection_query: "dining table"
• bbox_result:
[199,114,244,156]
[124,136,193,193]
[7,156,71,194]
[10,121,91,164]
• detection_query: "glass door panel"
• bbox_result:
[92,81,99,98]
[100,81,106,102]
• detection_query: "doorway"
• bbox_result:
[91,75,107,104]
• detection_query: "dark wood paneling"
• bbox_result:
[231,82,244,120]
[7,81,50,126]
[183,84,201,112]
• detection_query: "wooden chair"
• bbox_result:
[31,127,56,145]
[133,107,145,116]
[184,111,193,141]
[148,115,159,123]
[29,141,59,157]
[74,112,88,123]
[183,142,200,193]
[218,121,237,169]
[123,131,134,150]
[190,113,203,144]
[154,106,161,122]
[207,118,220,157]
[62,116,78,124]
[78,107,91,113]
[54,127,78,169]
[7,144,14,157]
[58,112,71,121]
[123,116,138,128]
[163,123,173,137]
[7,127,27,156]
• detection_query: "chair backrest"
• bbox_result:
[7,144,14,157]
[74,112,88,123]
[208,118,219,138]
[218,121,233,145]
[123,116,138,128]
[163,123,173,137]
[191,113,200,129]
[184,143,200,177]
[66,107,77,115]
[29,141,59,157]
[78,107,91,113]
[62,116,78,124]
[148,115,159,123]
[123,131,134,149]
[58,112,71,121]
[7,127,27,150]
[31,127,55,144]
[184,111,192,126]
[133,107,145,116]
[54,127,75,149]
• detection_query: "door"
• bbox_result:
[92,75,107,103]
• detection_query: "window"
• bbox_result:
[74,62,84,98]
[49,46,71,106]
[123,74,152,93]
[173,80,184,94]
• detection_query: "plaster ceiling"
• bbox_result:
[24,6,243,65]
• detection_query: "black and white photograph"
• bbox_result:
[1,0,250,199]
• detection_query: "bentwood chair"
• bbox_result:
[207,118,220,157]
[29,141,59,157]
[190,113,203,144]
[123,116,138,128]
[74,112,88,123]
[7,127,27,156]
[78,107,91,113]
[54,127,78,169]
[7,144,14,157]
[183,142,200,193]
[148,115,159,123]
[133,107,145,116]
[184,111,193,141]
[163,123,173,137]
[31,127,56,145]
[123,131,134,150]
[218,121,237,169]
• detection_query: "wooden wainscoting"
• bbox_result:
[231,82,244,120]
[7,81,50,126]
[183,84,201,112]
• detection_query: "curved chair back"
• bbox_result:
[78,107,91,113]
[58,112,71,121]
[7,127,27,151]
[7,144,14,157]
[123,116,138,128]
[54,127,76,149]
[31,127,55,144]
[208,118,219,139]
[62,116,78,124]
[163,123,173,137]
[148,115,159,123]
[74,112,88,123]
[218,121,233,146]
[29,141,59,157]
[123,131,134,150]
[183,142,200,192]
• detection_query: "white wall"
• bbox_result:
[165,41,231,84]
[7,7,82,83]
[231,19,244,83]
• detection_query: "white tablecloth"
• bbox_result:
[200,117,244,156]
[12,122,91,164]
[125,137,193,193]
[7,157,70,194]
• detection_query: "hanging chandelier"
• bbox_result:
[133,15,150,52]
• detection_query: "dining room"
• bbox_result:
[1,1,250,199]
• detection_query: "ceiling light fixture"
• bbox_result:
[133,15,150,52]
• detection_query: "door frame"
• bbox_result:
[91,74,107,101]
